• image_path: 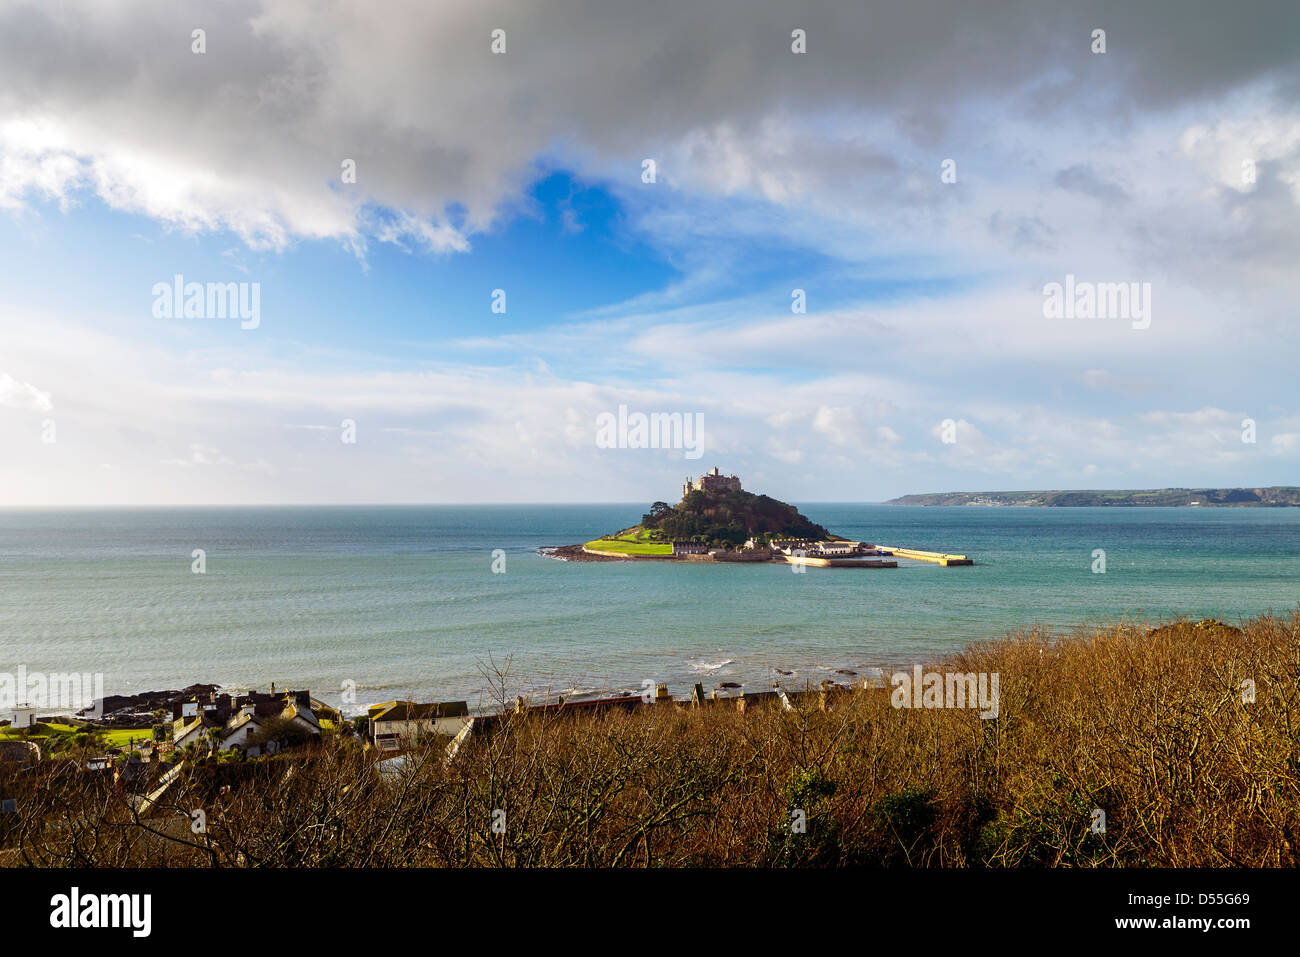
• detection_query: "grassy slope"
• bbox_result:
[583,529,673,555]
[0,722,148,748]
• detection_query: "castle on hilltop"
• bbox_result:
[682,466,742,500]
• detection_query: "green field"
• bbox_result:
[584,538,673,555]
[583,528,673,555]
[0,722,150,748]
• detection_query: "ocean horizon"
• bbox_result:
[5,503,1299,716]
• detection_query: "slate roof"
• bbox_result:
[370,701,469,723]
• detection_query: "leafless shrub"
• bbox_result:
[4,613,1297,867]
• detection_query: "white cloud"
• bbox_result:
[0,371,53,411]
[1,2,1298,503]
[1270,433,1300,454]
[1,0,1297,264]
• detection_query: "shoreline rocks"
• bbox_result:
[538,544,632,562]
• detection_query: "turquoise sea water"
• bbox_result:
[2,504,1298,714]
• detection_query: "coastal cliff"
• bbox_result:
[887,486,1300,507]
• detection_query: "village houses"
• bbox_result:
[171,686,325,758]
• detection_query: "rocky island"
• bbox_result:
[546,468,965,567]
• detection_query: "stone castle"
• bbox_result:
[682,466,742,500]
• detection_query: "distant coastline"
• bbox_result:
[886,487,1300,507]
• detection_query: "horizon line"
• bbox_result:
[0,500,893,509]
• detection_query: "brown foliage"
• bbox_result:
[4,613,1298,867]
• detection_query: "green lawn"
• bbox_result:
[0,722,151,748]
[584,538,673,555]
[581,524,673,555]
[97,727,153,747]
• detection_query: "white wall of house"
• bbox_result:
[221,720,259,752]
[173,721,211,751]
[373,714,470,747]
[817,542,859,555]
[285,711,320,734]
[173,703,321,756]
[3,706,39,729]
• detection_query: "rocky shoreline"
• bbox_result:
[78,684,220,725]
[537,544,628,562]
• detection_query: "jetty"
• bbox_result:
[879,546,973,566]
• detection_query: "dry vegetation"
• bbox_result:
[3,613,1298,867]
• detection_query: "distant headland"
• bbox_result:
[545,468,970,567]
[886,487,1300,507]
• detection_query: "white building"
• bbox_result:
[672,541,710,556]
[369,701,471,751]
[815,541,862,556]
[1,704,41,729]
[172,696,322,758]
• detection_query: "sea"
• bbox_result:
[2,504,1298,715]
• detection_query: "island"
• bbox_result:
[886,486,1300,507]
[545,467,971,567]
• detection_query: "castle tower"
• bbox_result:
[682,468,741,499]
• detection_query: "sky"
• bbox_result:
[0,0,1298,505]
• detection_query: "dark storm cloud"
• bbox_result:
[0,0,1294,246]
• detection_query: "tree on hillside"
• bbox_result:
[647,487,829,543]
[642,501,673,528]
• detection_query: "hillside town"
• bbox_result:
[0,674,867,802]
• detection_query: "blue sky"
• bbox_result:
[2,173,672,347]
[1,0,1298,504]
